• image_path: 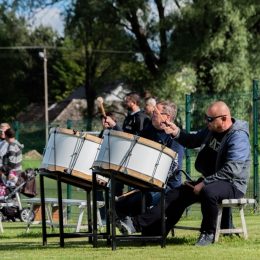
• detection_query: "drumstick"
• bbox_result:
[97,97,106,118]
[115,189,139,201]
[148,98,168,126]
[183,181,195,189]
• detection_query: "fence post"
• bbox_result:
[185,94,191,216]
[14,121,19,141]
[67,119,72,220]
[253,79,259,207]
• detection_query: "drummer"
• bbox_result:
[98,111,123,138]
[115,101,185,217]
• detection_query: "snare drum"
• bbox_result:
[39,127,108,186]
[92,130,177,188]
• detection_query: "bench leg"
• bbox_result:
[0,218,3,233]
[214,206,223,242]
[239,205,248,240]
[75,206,85,232]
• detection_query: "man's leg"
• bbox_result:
[116,192,153,217]
[200,181,244,234]
[132,188,180,232]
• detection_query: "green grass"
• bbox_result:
[0,214,259,259]
[16,158,260,259]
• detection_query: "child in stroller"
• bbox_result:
[0,168,38,222]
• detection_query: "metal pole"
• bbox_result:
[253,79,259,206]
[185,94,191,217]
[67,120,72,219]
[14,121,19,141]
[43,48,49,146]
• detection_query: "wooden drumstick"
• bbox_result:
[97,97,106,118]
[115,189,140,201]
[148,98,168,126]
[183,181,195,189]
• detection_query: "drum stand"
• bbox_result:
[92,169,166,251]
[39,170,110,247]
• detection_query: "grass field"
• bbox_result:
[0,213,259,259]
[11,158,260,259]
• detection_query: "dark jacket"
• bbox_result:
[174,118,250,194]
[122,110,148,135]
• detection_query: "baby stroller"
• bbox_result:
[0,168,38,222]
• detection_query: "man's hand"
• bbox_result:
[194,182,204,195]
[105,116,116,128]
[161,120,179,136]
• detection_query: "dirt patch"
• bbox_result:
[23,150,43,159]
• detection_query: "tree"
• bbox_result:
[170,0,260,93]
[64,0,138,128]
[0,6,30,121]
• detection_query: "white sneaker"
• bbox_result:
[116,216,136,235]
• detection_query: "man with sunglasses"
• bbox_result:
[116,101,250,246]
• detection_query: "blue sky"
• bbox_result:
[28,7,65,36]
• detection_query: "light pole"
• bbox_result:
[39,49,49,145]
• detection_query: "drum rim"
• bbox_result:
[103,129,177,159]
[92,162,165,188]
[49,127,102,144]
[38,164,108,186]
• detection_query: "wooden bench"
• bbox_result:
[174,198,255,242]
[214,198,255,242]
[22,198,105,233]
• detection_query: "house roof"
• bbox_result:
[16,101,71,122]
[64,85,86,101]
[16,80,129,122]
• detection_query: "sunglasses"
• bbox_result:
[205,114,226,122]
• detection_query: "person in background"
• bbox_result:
[0,128,24,177]
[98,111,123,138]
[6,171,18,187]
[143,96,159,130]
[116,101,250,247]
[0,123,10,182]
[122,92,148,136]
[144,96,159,117]
[121,92,149,199]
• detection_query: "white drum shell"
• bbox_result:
[93,130,176,187]
[39,128,108,185]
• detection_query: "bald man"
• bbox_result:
[116,101,250,247]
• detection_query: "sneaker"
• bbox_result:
[116,216,136,235]
[195,232,214,246]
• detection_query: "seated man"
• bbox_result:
[116,101,250,247]
[115,101,184,217]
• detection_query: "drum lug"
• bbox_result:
[122,168,128,174]
[54,126,60,133]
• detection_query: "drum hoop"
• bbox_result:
[39,164,108,186]
[103,130,176,159]
[137,137,176,158]
[103,129,135,141]
[92,162,164,188]
[49,127,102,144]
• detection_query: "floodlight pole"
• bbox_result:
[43,48,49,145]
